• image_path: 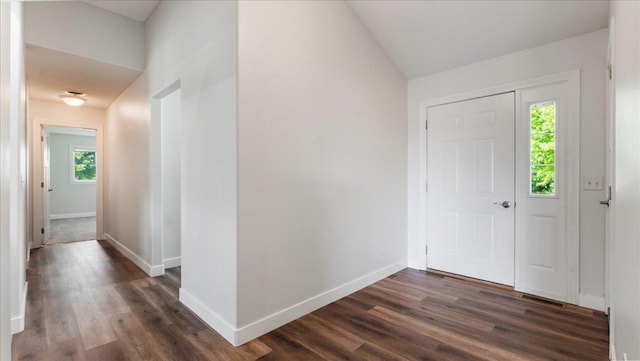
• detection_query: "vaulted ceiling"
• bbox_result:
[348,0,609,79]
[26,1,610,109]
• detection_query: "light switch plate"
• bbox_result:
[583,177,604,191]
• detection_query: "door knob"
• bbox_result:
[48,188,53,192]
[599,200,610,207]
[493,201,511,208]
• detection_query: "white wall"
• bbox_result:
[24,1,144,71]
[408,29,608,302]
[0,0,27,341]
[105,75,152,263]
[610,1,640,359]
[236,0,407,342]
[1,1,17,356]
[161,89,181,266]
[29,100,105,247]
[106,0,238,338]
[7,0,27,336]
[48,133,96,217]
[0,1,10,356]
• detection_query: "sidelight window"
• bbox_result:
[529,101,556,196]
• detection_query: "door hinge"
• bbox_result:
[41,135,44,142]
[608,64,612,80]
[425,245,428,255]
[41,182,44,188]
[41,228,44,234]
[425,119,428,130]
[425,182,428,192]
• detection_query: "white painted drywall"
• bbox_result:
[106,0,238,332]
[28,100,105,247]
[408,29,608,300]
[610,1,640,359]
[161,89,181,265]
[237,0,407,336]
[1,1,14,356]
[48,133,96,217]
[6,0,28,337]
[105,76,151,261]
[23,1,144,71]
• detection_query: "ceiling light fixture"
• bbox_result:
[60,91,86,107]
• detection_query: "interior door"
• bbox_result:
[42,127,51,244]
[427,92,515,286]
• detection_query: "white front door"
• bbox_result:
[515,81,576,302]
[427,92,515,286]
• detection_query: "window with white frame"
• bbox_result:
[70,145,96,183]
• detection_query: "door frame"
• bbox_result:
[149,79,182,276]
[418,70,580,304]
[31,118,104,248]
[604,16,615,359]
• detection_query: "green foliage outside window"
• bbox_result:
[530,102,555,195]
[74,150,96,181]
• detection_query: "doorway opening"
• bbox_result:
[149,81,182,275]
[160,88,182,269]
[42,125,97,245]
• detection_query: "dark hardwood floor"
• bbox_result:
[12,240,609,360]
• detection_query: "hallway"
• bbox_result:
[12,241,608,360]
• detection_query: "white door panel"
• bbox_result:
[515,82,574,302]
[427,92,515,286]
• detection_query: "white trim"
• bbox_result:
[418,70,580,303]
[579,293,605,312]
[50,212,96,220]
[150,81,182,270]
[180,261,406,346]
[104,233,164,277]
[10,282,27,334]
[611,337,617,361]
[566,72,581,305]
[163,256,181,269]
[420,71,580,109]
[179,288,237,344]
[46,126,95,137]
[234,261,406,346]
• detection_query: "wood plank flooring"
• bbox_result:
[12,240,609,360]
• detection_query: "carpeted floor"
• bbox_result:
[47,217,97,244]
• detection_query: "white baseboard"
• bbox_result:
[579,293,605,312]
[50,212,96,220]
[104,233,164,277]
[179,288,237,344]
[163,256,181,269]
[179,260,406,346]
[11,282,28,334]
[235,260,406,345]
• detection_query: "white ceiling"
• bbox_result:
[80,0,159,22]
[26,45,142,109]
[348,0,609,79]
